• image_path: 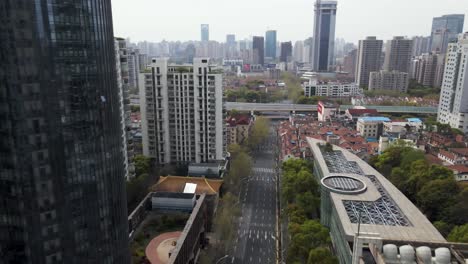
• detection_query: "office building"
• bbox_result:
[312,0,337,71]
[384,36,413,73]
[307,138,459,264]
[369,71,409,93]
[225,34,237,59]
[115,38,136,180]
[431,14,465,52]
[355,37,383,88]
[437,33,468,133]
[280,41,293,62]
[413,53,445,88]
[293,40,305,62]
[265,30,277,59]
[411,36,431,57]
[0,1,129,263]
[201,24,209,42]
[140,58,225,164]
[252,36,265,65]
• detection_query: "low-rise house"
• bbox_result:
[438,148,468,165]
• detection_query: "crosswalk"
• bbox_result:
[252,167,275,173]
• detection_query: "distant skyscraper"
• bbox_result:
[226,34,237,58]
[201,24,210,42]
[0,1,129,263]
[413,53,445,88]
[355,36,383,87]
[140,58,225,163]
[412,36,431,57]
[343,49,357,77]
[430,14,464,52]
[265,30,277,59]
[252,36,265,65]
[312,0,337,71]
[280,42,293,62]
[226,34,236,45]
[293,41,305,62]
[437,33,468,133]
[383,36,413,73]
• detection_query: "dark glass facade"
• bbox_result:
[253,36,265,65]
[312,1,337,72]
[265,30,277,59]
[0,1,129,263]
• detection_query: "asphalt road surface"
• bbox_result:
[231,126,278,264]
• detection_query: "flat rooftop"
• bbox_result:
[358,117,391,122]
[307,137,446,243]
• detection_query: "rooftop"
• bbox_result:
[308,137,446,243]
[358,116,391,122]
[151,176,223,195]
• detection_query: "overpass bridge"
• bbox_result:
[225,102,438,114]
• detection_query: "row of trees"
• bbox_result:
[281,159,338,264]
[225,87,286,103]
[369,143,468,242]
[126,155,153,213]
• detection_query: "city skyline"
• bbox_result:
[112,0,468,44]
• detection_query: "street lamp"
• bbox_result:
[215,255,230,264]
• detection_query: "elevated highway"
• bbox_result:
[225,102,437,114]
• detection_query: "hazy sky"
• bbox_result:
[112,0,468,44]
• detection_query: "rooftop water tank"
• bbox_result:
[383,244,398,262]
[435,247,451,264]
[416,246,432,264]
[399,245,415,264]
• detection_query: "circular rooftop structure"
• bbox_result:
[321,175,367,194]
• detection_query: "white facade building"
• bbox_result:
[303,78,362,97]
[115,38,135,179]
[140,58,225,164]
[437,33,468,133]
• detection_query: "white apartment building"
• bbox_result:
[115,38,135,179]
[437,33,468,133]
[303,73,362,97]
[140,58,225,164]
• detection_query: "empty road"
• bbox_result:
[231,126,278,264]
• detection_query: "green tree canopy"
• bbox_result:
[448,224,468,243]
[307,247,339,264]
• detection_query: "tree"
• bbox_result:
[288,220,331,263]
[446,187,468,225]
[433,221,452,237]
[308,247,338,264]
[416,178,458,221]
[248,117,270,149]
[448,224,468,243]
[133,155,151,176]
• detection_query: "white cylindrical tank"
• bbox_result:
[434,247,451,264]
[416,246,432,264]
[383,244,398,262]
[399,245,415,264]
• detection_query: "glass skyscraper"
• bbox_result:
[0,1,129,263]
[430,14,465,53]
[312,0,337,72]
[201,24,210,42]
[265,30,277,59]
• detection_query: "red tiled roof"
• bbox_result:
[439,149,457,161]
[447,165,468,174]
[451,148,468,157]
